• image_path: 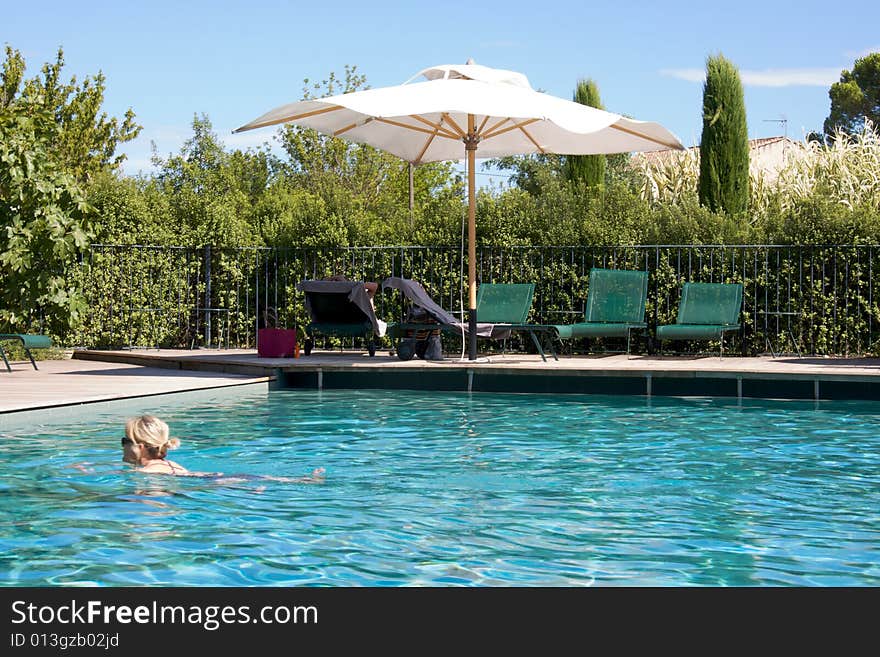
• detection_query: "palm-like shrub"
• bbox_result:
[633,121,880,218]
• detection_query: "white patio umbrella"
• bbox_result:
[235,61,684,359]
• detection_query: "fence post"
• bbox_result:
[204,245,212,348]
[650,246,659,354]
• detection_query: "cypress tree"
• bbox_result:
[566,79,606,187]
[698,54,749,214]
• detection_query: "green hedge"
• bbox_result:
[66,244,880,357]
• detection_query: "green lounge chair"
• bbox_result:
[0,333,53,372]
[382,280,555,361]
[382,278,543,360]
[549,268,648,355]
[655,282,743,357]
[474,283,557,361]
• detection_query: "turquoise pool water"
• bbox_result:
[1,387,878,586]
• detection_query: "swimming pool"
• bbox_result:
[1,387,878,586]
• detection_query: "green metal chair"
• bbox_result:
[655,282,743,357]
[549,268,649,355]
[476,283,534,324]
[475,283,557,361]
[0,333,53,371]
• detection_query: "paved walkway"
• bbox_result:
[0,357,269,413]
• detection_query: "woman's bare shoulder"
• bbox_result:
[138,460,189,475]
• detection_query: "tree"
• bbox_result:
[1,46,141,185]
[488,153,565,196]
[276,66,456,243]
[698,54,749,214]
[565,79,606,187]
[150,115,270,247]
[0,46,128,336]
[0,109,93,335]
[278,66,395,205]
[824,52,880,138]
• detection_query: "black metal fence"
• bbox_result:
[72,244,880,356]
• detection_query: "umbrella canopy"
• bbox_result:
[235,61,685,359]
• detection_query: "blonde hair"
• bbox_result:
[125,415,180,459]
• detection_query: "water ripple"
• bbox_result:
[1,389,878,586]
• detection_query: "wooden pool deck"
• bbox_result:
[0,354,270,413]
[1,348,879,414]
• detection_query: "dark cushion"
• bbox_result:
[308,322,373,337]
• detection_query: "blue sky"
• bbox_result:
[4,0,879,180]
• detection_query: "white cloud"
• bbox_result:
[740,68,841,87]
[661,67,840,87]
[660,68,705,82]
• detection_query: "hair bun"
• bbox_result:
[166,437,181,450]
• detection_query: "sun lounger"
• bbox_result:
[475,283,557,361]
[548,268,648,355]
[655,282,743,357]
[0,333,53,372]
[382,278,556,361]
[296,280,387,357]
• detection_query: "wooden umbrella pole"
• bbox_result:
[466,114,479,361]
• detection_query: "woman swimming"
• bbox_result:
[121,415,324,483]
[122,415,188,474]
